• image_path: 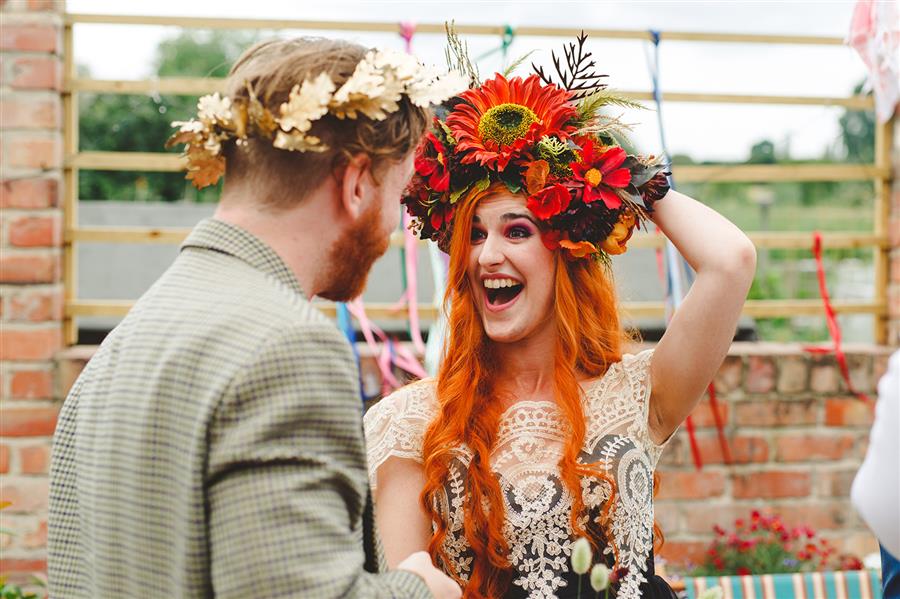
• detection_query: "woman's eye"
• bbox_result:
[471,228,486,243]
[508,226,532,239]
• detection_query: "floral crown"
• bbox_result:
[166,48,469,189]
[402,32,670,261]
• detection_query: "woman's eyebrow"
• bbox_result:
[501,212,538,225]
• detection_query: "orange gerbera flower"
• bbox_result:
[446,74,577,171]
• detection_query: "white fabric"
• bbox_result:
[852,350,900,557]
[364,349,673,599]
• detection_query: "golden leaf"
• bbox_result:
[524,160,550,195]
[186,153,225,189]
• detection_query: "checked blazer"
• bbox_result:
[48,218,429,598]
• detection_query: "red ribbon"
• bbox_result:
[804,231,872,403]
[707,381,732,465]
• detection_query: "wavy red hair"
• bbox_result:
[420,184,661,598]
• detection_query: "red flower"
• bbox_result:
[541,229,563,251]
[414,132,450,192]
[430,202,454,231]
[446,74,577,171]
[571,139,632,209]
[526,184,571,220]
[737,567,752,576]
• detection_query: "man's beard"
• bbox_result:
[317,199,391,302]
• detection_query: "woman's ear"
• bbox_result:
[338,153,373,221]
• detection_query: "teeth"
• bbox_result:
[484,278,519,289]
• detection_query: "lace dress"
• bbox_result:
[364,350,677,599]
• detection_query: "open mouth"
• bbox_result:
[484,278,524,307]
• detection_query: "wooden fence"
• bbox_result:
[61,13,896,344]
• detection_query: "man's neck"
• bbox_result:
[214,184,338,300]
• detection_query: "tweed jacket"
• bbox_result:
[48,218,429,598]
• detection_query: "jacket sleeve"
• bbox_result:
[206,321,432,598]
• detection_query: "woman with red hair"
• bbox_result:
[364,40,755,599]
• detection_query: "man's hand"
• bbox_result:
[397,551,462,599]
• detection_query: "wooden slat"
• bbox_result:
[65,227,888,251]
[66,152,889,183]
[674,163,888,183]
[872,113,895,344]
[68,151,186,171]
[63,14,845,45]
[65,299,886,320]
[63,22,79,346]
[66,77,874,110]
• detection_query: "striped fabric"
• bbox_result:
[48,219,430,598]
[685,570,883,599]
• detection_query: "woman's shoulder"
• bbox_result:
[365,378,439,423]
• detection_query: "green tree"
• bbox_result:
[839,81,875,164]
[78,31,257,202]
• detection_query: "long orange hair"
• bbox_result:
[420,184,651,598]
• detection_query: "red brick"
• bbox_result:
[842,354,873,393]
[7,287,63,321]
[687,399,730,428]
[18,444,49,474]
[824,397,874,426]
[0,97,59,128]
[0,253,59,283]
[22,519,47,549]
[0,406,58,437]
[714,355,743,393]
[776,355,808,393]
[0,559,47,584]
[0,478,49,511]
[810,355,839,393]
[27,0,59,10]
[0,23,57,52]
[775,502,853,531]
[746,355,775,393]
[815,469,858,498]
[5,55,61,89]
[733,399,818,426]
[653,502,681,534]
[694,434,769,464]
[8,214,60,247]
[0,444,9,473]
[775,433,856,462]
[733,471,811,499]
[6,137,60,169]
[0,178,58,208]
[655,471,726,500]
[0,328,62,360]
[10,369,53,399]
[657,540,708,568]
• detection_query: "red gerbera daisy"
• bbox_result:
[446,74,577,171]
[571,139,632,209]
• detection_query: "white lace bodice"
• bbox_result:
[364,349,672,599]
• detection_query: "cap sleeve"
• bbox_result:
[363,380,438,492]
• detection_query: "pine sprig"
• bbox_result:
[533,31,608,100]
[444,21,480,87]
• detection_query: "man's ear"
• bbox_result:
[339,153,373,221]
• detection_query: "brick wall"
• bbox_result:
[0,0,64,585]
[655,343,893,570]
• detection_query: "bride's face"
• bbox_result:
[466,193,557,344]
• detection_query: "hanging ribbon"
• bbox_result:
[646,30,728,470]
[804,232,873,403]
[337,302,371,403]
[476,24,515,65]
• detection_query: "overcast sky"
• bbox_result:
[66,0,872,161]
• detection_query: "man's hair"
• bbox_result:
[221,37,431,208]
